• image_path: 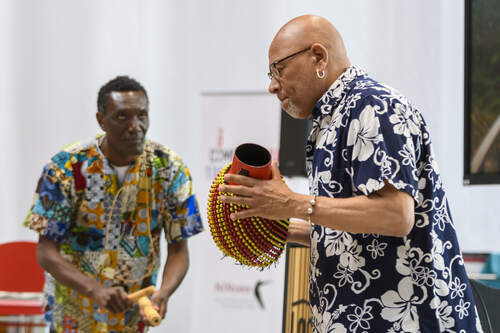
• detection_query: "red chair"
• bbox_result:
[0,241,46,330]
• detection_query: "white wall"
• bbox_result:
[1,0,499,332]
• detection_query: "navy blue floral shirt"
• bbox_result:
[305,66,483,333]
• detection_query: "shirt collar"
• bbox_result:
[311,65,367,119]
[94,135,139,174]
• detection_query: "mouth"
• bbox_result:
[124,137,144,144]
[280,97,289,108]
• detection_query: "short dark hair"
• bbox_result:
[97,76,148,114]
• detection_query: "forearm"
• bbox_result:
[159,240,189,297]
[287,218,311,247]
[289,188,413,237]
[37,236,100,297]
[220,169,413,238]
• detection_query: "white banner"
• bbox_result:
[191,93,285,333]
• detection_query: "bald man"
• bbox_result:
[219,15,483,332]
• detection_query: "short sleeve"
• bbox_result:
[161,155,203,243]
[24,154,75,242]
[345,95,420,202]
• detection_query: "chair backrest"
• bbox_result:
[0,241,45,292]
[470,279,500,333]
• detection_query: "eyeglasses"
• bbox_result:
[267,46,311,80]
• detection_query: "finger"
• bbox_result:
[161,302,168,319]
[107,290,126,313]
[150,300,164,318]
[118,288,133,308]
[138,301,146,320]
[115,289,130,312]
[119,300,129,313]
[150,294,161,312]
[159,302,166,318]
[218,184,254,197]
[223,173,257,186]
[151,292,166,318]
[103,293,119,313]
[149,300,163,324]
[219,195,252,206]
[107,299,121,313]
[230,208,259,220]
[271,161,281,180]
[110,297,126,313]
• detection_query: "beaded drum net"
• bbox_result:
[207,163,290,268]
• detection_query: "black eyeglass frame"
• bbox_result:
[267,46,311,80]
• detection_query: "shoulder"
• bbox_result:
[60,136,97,154]
[145,140,189,176]
[146,141,194,194]
[348,79,418,122]
[47,137,98,175]
[146,140,184,164]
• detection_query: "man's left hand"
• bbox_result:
[218,161,296,221]
[146,289,169,323]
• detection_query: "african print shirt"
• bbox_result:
[24,136,203,333]
[305,66,483,333]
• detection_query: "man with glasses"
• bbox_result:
[219,15,482,332]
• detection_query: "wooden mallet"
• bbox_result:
[127,286,162,327]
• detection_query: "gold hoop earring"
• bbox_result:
[316,69,325,79]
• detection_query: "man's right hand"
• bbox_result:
[90,285,132,313]
[37,236,133,314]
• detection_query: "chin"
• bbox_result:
[125,145,145,159]
[283,102,310,119]
[133,146,145,156]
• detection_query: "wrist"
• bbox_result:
[307,194,317,224]
[86,281,102,300]
[291,193,315,221]
[158,285,171,298]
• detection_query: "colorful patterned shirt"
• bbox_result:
[306,66,483,333]
[24,136,203,333]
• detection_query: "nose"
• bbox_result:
[268,77,280,95]
[127,116,139,132]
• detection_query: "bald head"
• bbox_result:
[270,15,349,76]
[267,15,350,119]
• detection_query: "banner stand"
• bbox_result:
[282,243,312,333]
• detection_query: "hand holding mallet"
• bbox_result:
[128,286,162,327]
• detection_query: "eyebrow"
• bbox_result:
[114,105,149,112]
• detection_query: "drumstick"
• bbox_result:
[128,286,156,302]
[128,286,162,327]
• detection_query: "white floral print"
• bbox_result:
[347,305,374,332]
[380,277,425,331]
[430,297,456,331]
[347,106,383,162]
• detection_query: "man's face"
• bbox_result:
[267,43,317,119]
[98,91,149,163]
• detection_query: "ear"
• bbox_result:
[310,43,328,71]
[96,112,105,132]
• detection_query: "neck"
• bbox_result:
[308,63,350,113]
[99,137,133,166]
[327,61,350,86]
